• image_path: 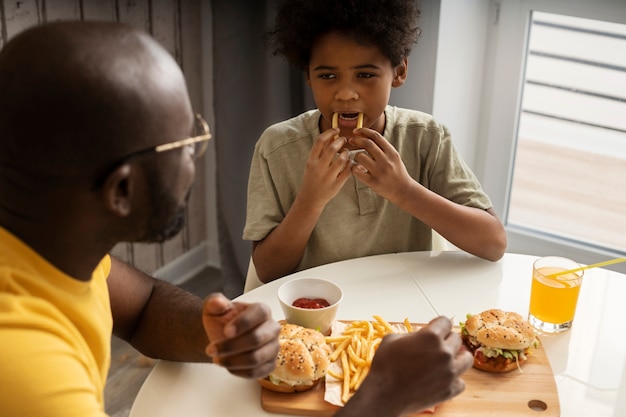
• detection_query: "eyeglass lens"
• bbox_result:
[192,115,210,160]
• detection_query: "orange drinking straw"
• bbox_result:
[547,257,626,278]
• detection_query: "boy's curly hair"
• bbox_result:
[266,0,421,71]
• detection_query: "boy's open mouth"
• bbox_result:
[340,113,359,120]
[332,112,364,135]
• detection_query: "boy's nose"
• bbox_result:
[334,84,359,101]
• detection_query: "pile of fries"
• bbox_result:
[325,316,414,403]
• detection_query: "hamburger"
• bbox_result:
[460,309,538,373]
[259,323,331,393]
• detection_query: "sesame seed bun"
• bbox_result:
[462,309,538,373]
[259,323,331,393]
[464,309,535,350]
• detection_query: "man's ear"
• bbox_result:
[392,57,409,87]
[102,164,133,217]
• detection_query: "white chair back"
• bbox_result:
[243,257,263,293]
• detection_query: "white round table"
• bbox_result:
[129,251,626,417]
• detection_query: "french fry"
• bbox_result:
[404,318,413,332]
[364,320,374,340]
[350,364,361,388]
[327,368,344,380]
[332,112,339,139]
[329,336,351,362]
[340,350,350,404]
[326,315,412,404]
[347,344,368,367]
[373,315,395,334]
[357,112,364,129]
[354,365,369,390]
[367,338,382,362]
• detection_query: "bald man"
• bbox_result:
[0,22,471,417]
[0,21,281,417]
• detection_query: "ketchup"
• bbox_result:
[292,297,330,309]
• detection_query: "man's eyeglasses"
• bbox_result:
[93,114,212,188]
[125,113,212,161]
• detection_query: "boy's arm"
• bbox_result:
[350,129,507,262]
[253,129,351,283]
[394,187,506,262]
[252,193,323,283]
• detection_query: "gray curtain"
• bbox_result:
[212,1,314,297]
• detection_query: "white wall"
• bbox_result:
[201,2,220,268]
[432,0,491,168]
[390,0,491,171]
[389,0,440,115]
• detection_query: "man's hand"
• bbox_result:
[339,316,473,417]
[202,293,280,379]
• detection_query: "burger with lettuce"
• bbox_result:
[460,309,539,373]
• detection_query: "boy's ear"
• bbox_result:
[392,57,409,87]
[101,164,133,217]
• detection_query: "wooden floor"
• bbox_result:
[104,266,224,417]
[509,139,626,252]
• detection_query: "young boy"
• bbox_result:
[244,0,507,283]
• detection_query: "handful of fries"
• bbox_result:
[325,316,414,404]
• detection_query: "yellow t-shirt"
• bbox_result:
[0,226,112,417]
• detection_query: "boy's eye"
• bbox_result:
[357,72,375,79]
[319,73,336,80]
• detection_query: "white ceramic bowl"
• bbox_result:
[277,278,343,335]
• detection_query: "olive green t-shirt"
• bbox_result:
[243,106,492,272]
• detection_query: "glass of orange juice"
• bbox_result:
[528,256,584,333]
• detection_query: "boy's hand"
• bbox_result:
[300,128,352,208]
[349,128,414,202]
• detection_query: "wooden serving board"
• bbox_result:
[261,322,559,417]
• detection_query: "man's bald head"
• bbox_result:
[0,21,192,185]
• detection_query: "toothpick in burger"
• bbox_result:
[460,309,539,373]
[259,323,331,392]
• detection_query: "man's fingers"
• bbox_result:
[443,331,463,356]
[425,316,453,337]
[456,347,474,372]
[450,377,467,397]
[203,293,233,316]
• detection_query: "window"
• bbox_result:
[478,1,626,271]
[509,12,626,253]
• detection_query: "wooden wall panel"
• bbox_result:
[152,0,185,267]
[0,0,207,275]
[178,0,205,253]
[44,0,81,21]
[80,0,117,20]
[116,0,150,31]
[2,0,43,39]
[151,0,178,58]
